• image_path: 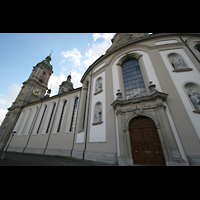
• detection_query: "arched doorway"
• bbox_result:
[129,116,166,166]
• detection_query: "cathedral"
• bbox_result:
[1,33,200,166]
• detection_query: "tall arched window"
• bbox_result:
[57,100,67,132]
[122,58,146,99]
[46,103,56,133]
[70,97,79,132]
[36,105,47,134]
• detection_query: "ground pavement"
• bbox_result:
[0,151,117,166]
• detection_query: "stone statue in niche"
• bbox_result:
[94,107,102,122]
[170,57,186,69]
[188,88,200,111]
[95,79,102,93]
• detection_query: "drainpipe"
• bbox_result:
[23,103,42,153]
[83,72,92,160]
[43,96,61,155]
[70,90,82,157]
[179,33,200,64]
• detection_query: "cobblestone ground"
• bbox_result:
[0,151,117,166]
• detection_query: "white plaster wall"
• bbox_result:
[93,63,105,73]
[112,50,188,162]
[13,109,25,134]
[76,131,84,143]
[18,108,31,136]
[159,48,200,139]
[24,106,38,136]
[89,71,106,142]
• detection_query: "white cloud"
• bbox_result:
[93,33,103,42]
[0,84,21,107]
[48,73,67,96]
[48,70,83,96]
[71,70,83,88]
[0,109,7,125]
[83,33,115,68]
[0,84,21,125]
[61,48,82,66]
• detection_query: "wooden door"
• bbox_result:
[129,116,166,166]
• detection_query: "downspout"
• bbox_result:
[180,33,200,64]
[83,72,92,160]
[70,89,82,157]
[43,96,61,155]
[23,103,42,153]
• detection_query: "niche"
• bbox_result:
[185,82,200,113]
[94,77,103,95]
[168,53,192,72]
[92,102,103,125]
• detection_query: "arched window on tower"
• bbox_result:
[122,58,147,99]
[70,97,79,132]
[57,100,67,133]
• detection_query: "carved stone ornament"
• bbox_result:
[106,33,149,53]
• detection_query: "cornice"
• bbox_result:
[111,91,168,109]
[81,33,200,83]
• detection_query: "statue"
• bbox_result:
[170,57,186,69]
[188,88,200,110]
[96,80,102,92]
[95,107,102,122]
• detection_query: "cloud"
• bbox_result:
[48,73,67,96]
[61,48,82,66]
[83,33,115,68]
[0,84,21,107]
[0,109,7,125]
[71,70,83,88]
[48,70,83,96]
[0,84,21,125]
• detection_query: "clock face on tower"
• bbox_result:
[33,89,40,96]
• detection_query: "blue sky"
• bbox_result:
[0,33,115,124]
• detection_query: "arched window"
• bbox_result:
[122,58,146,99]
[57,100,67,132]
[70,97,79,132]
[46,103,56,133]
[36,105,47,134]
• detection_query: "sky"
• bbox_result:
[0,33,115,125]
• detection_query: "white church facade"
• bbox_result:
[1,33,200,166]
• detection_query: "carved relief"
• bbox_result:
[116,33,149,47]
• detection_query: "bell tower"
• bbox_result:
[58,73,74,94]
[0,54,53,150]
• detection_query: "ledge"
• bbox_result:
[94,90,103,95]
[193,110,200,114]
[173,68,193,72]
[111,91,168,109]
[92,121,103,126]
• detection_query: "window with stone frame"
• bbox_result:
[122,58,147,99]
